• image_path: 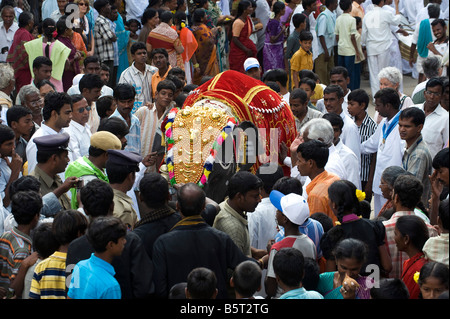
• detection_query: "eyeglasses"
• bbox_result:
[424,90,442,97]
[77,105,92,113]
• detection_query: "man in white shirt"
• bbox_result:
[362,0,402,98]
[26,92,73,175]
[118,42,158,114]
[67,95,92,161]
[0,6,18,62]
[412,78,449,159]
[125,0,148,21]
[322,85,361,164]
[315,66,352,116]
[323,112,361,189]
[360,87,405,216]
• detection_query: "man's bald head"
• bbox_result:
[177,183,206,217]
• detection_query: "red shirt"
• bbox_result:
[401,252,427,299]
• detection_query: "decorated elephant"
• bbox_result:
[163,70,297,203]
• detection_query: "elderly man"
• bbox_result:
[0,63,15,125]
[17,84,44,140]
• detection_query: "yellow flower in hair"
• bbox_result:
[414,272,420,283]
[181,22,186,28]
[355,189,366,202]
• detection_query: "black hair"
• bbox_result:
[56,15,69,36]
[399,107,426,126]
[11,191,42,225]
[393,174,423,209]
[425,77,444,94]
[42,91,72,121]
[0,124,15,144]
[323,112,344,131]
[168,282,187,299]
[302,257,320,291]
[177,183,206,217]
[297,139,329,169]
[431,18,446,28]
[262,68,288,87]
[174,92,188,108]
[266,81,280,93]
[298,69,316,81]
[98,117,130,139]
[370,278,410,299]
[292,13,306,29]
[333,238,367,264]
[227,171,263,200]
[113,83,136,100]
[80,179,114,218]
[323,84,344,99]
[86,216,127,253]
[418,262,449,291]
[32,56,52,70]
[183,83,198,93]
[330,66,349,79]
[232,260,262,298]
[272,176,303,196]
[96,95,114,119]
[52,209,88,246]
[328,180,360,222]
[83,55,100,68]
[290,88,308,104]
[236,0,252,18]
[339,0,352,11]
[160,10,173,24]
[395,215,429,251]
[126,18,141,29]
[6,105,32,127]
[186,267,217,299]
[168,67,186,78]
[79,73,104,92]
[36,79,56,91]
[18,11,34,28]
[438,198,449,231]
[299,30,313,42]
[432,147,449,170]
[32,223,59,260]
[255,164,284,195]
[139,172,169,208]
[302,0,316,9]
[150,48,169,60]
[374,87,401,110]
[273,248,305,287]
[9,176,41,200]
[141,7,158,25]
[193,8,206,23]
[70,94,85,104]
[347,88,369,109]
[299,77,316,91]
[93,0,110,12]
[310,212,333,232]
[272,1,285,16]
[130,41,147,55]
[156,78,177,93]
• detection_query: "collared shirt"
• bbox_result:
[0,227,32,288]
[29,251,67,299]
[361,6,403,56]
[94,15,116,62]
[416,103,449,159]
[402,135,432,206]
[360,112,405,196]
[112,188,138,230]
[290,47,313,89]
[68,253,121,299]
[67,120,92,161]
[109,108,141,154]
[340,111,361,165]
[316,8,336,56]
[423,233,449,267]
[30,165,71,211]
[214,200,252,257]
[383,211,438,279]
[306,170,341,223]
[335,140,361,189]
[0,21,19,62]
[118,62,158,114]
[357,113,377,182]
[335,13,358,56]
[151,65,172,98]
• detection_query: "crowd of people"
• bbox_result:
[0,0,448,302]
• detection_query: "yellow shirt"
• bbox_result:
[290,47,313,90]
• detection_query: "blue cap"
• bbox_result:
[34,133,70,152]
[107,149,142,167]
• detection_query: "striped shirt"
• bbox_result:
[0,227,32,289]
[356,113,377,182]
[94,15,116,62]
[29,251,67,299]
[383,211,438,279]
[423,233,449,267]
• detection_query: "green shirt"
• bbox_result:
[65,156,109,209]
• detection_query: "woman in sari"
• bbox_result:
[6,11,35,93]
[191,8,219,85]
[263,1,286,71]
[317,238,374,299]
[55,16,82,92]
[229,0,257,73]
[174,11,198,84]
[147,10,184,70]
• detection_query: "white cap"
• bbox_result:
[244,57,260,71]
[270,190,310,225]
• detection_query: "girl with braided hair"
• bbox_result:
[319,180,392,276]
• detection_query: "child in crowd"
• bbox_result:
[370,278,410,299]
[417,261,449,299]
[185,267,218,299]
[423,198,449,266]
[290,30,314,90]
[230,260,264,299]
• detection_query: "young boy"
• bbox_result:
[29,210,88,299]
[290,88,323,132]
[67,216,127,299]
[346,89,377,202]
[6,105,34,161]
[290,30,314,90]
[273,248,323,299]
[299,77,320,110]
[96,96,117,121]
[335,0,360,90]
[230,260,264,299]
[285,13,307,88]
[185,267,218,299]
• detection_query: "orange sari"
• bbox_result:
[191,23,219,85]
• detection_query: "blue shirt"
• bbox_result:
[68,253,121,299]
[279,287,324,299]
[109,109,141,155]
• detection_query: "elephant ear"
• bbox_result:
[164,106,237,187]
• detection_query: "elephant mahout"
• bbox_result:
[163,70,297,203]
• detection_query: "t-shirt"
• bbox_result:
[335,13,357,56]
